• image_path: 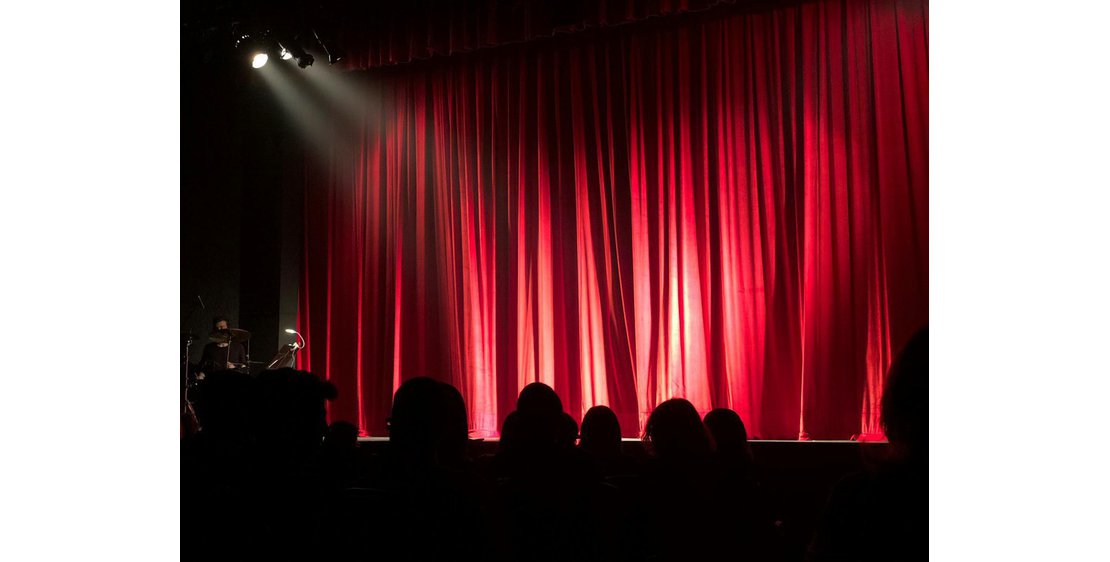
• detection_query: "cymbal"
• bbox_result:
[208,328,251,343]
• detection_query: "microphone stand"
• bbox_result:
[181,294,204,333]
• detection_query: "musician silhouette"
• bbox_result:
[198,316,247,377]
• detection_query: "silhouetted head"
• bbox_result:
[389,377,469,465]
[516,382,563,418]
[255,368,336,452]
[500,383,565,456]
[499,411,522,451]
[324,421,359,450]
[389,377,443,456]
[881,327,928,458]
[558,412,579,448]
[643,399,712,461]
[194,370,258,438]
[580,405,622,458]
[704,409,748,451]
[704,408,753,469]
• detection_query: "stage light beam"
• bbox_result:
[252,53,269,68]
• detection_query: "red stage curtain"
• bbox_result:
[298,0,928,439]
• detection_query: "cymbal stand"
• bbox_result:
[182,335,193,414]
[182,335,192,373]
[181,334,201,435]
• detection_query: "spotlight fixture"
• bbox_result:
[237,31,278,69]
[235,28,323,70]
[278,37,313,68]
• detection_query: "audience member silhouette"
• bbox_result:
[580,406,621,457]
[497,410,523,455]
[369,377,495,561]
[182,369,335,560]
[579,405,635,478]
[188,369,258,446]
[705,407,755,482]
[640,398,753,560]
[387,377,461,470]
[577,405,641,559]
[253,368,336,462]
[807,326,929,562]
[643,398,714,462]
[705,407,780,559]
[496,382,569,474]
[181,371,261,560]
[517,381,564,418]
[251,369,338,558]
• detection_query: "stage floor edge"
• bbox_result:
[357,437,881,443]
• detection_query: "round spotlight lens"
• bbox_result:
[280,48,293,61]
[251,53,269,68]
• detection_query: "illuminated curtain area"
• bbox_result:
[297,0,928,439]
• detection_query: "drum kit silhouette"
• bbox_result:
[206,327,253,372]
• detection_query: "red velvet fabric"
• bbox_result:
[299,0,928,439]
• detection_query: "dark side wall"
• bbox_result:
[182,41,303,367]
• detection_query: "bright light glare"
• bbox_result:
[280,48,292,60]
[252,53,269,68]
[285,329,297,334]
